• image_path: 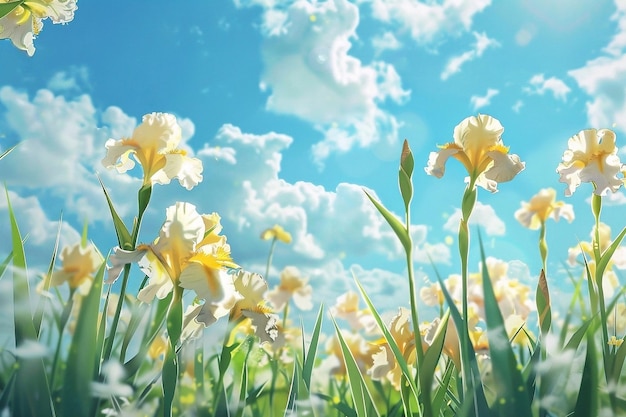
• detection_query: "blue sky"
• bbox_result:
[1,0,626,321]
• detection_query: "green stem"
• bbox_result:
[458,179,477,399]
[539,222,548,274]
[265,237,277,280]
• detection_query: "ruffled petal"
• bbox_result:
[151,153,203,190]
[424,147,459,178]
[101,139,136,173]
[106,247,145,284]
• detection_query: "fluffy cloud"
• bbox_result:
[470,88,499,110]
[443,201,505,236]
[366,0,491,48]
[372,31,402,55]
[440,31,500,80]
[568,2,626,130]
[524,74,571,101]
[250,0,410,166]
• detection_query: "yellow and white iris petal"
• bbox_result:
[0,0,76,56]
[180,304,205,342]
[136,250,175,303]
[266,266,313,311]
[50,242,103,291]
[241,308,279,344]
[231,270,268,319]
[425,114,524,192]
[178,264,242,326]
[557,128,624,196]
[102,112,203,189]
[0,5,36,56]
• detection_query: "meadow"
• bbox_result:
[2,2,626,417]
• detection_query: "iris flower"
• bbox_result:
[49,242,103,294]
[556,128,624,196]
[0,0,77,56]
[107,202,240,326]
[425,114,525,192]
[102,112,203,190]
[514,187,575,230]
[266,266,313,310]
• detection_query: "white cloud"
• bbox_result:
[470,88,499,111]
[524,74,571,102]
[567,2,626,130]
[440,31,500,80]
[46,66,90,92]
[515,24,536,46]
[250,0,409,166]
[367,0,491,48]
[443,201,505,236]
[371,31,402,55]
[512,100,524,113]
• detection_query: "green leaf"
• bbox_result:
[163,288,183,417]
[0,1,22,19]
[6,188,56,417]
[536,269,552,336]
[60,262,105,417]
[573,336,598,417]
[97,175,132,249]
[302,304,324,391]
[33,212,63,336]
[331,316,380,417]
[596,225,626,282]
[436,271,491,417]
[419,310,450,414]
[478,230,532,417]
[363,189,411,252]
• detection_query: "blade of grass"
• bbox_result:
[7,187,55,417]
[59,262,105,417]
[331,315,380,417]
[477,230,532,417]
[303,304,324,390]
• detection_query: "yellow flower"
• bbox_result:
[608,336,624,347]
[260,224,292,243]
[107,202,241,326]
[370,307,423,389]
[514,188,575,230]
[0,0,76,56]
[505,314,534,347]
[556,128,624,196]
[231,270,269,319]
[102,112,203,190]
[330,291,376,334]
[325,331,377,376]
[425,114,525,192]
[50,242,103,293]
[266,266,313,310]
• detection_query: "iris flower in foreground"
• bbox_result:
[0,0,77,56]
[102,112,203,190]
[556,128,624,196]
[107,202,241,326]
[425,114,525,192]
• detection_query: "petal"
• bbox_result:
[557,161,584,196]
[550,202,575,223]
[424,147,459,178]
[106,247,145,284]
[0,13,36,56]
[45,0,78,23]
[293,285,313,310]
[241,310,279,344]
[514,204,540,230]
[453,114,503,157]
[132,112,181,153]
[266,288,290,310]
[579,155,623,196]
[101,139,136,173]
[151,153,203,190]
[484,151,525,183]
